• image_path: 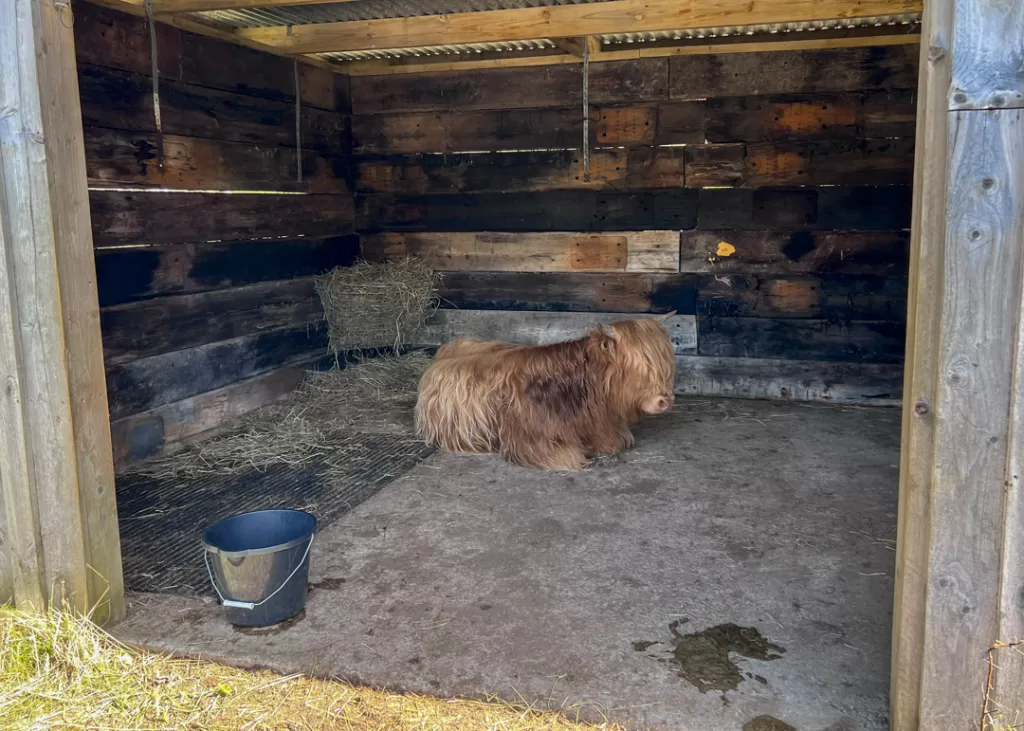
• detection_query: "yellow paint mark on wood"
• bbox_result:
[716,241,736,257]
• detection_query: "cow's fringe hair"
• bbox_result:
[415,317,676,471]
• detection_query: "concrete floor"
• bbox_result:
[114,398,902,731]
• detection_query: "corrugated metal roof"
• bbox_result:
[196,0,608,29]
[309,13,921,62]
[188,0,921,62]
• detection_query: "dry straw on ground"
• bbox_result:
[125,352,432,480]
[0,605,621,731]
[315,258,440,354]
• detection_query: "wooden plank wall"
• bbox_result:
[352,46,917,404]
[75,4,355,468]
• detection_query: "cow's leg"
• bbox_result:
[501,440,589,471]
[582,417,633,456]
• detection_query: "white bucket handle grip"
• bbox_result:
[204,536,314,611]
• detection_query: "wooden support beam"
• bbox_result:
[236,0,922,55]
[892,0,1024,728]
[552,36,601,59]
[151,0,357,12]
[0,0,124,623]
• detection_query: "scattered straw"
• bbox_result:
[0,605,622,731]
[315,258,440,354]
[126,352,432,480]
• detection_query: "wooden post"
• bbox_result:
[892,0,1024,728]
[0,0,124,623]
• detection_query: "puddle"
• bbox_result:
[638,620,785,693]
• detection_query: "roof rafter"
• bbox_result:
[83,0,343,69]
[233,0,923,55]
[149,0,358,14]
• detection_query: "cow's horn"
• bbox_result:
[655,310,676,323]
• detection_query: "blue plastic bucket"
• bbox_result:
[202,509,317,627]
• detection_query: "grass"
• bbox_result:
[0,606,621,731]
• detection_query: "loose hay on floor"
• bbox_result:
[0,606,622,731]
[315,258,440,354]
[125,352,433,481]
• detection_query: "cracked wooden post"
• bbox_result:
[0,0,124,624]
[891,0,1024,728]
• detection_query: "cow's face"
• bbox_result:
[641,391,675,415]
[603,319,676,417]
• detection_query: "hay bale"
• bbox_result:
[315,258,440,353]
[125,352,432,480]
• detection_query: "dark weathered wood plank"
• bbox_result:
[362,231,679,272]
[745,139,914,187]
[352,107,585,155]
[358,190,699,232]
[100,278,323,364]
[350,58,669,114]
[696,188,817,229]
[674,355,903,404]
[859,90,917,138]
[94,235,358,307]
[684,144,746,187]
[816,185,913,229]
[109,362,313,468]
[438,271,696,314]
[85,128,350,193]
[415,309,697,354]
[698,275,908,321]
[89,191,354,247]
[697,316,905,363]
[356,149,685,194]
[696,186,912,230]
[105,324,329,420]
[705,93,863,142]
[352,100,704,155]
[73,2,345,110]
[680,230,910,275]
[357,141,914,195]
[669,46,919,100]
[595,101,706,146]
[78,64,349,154]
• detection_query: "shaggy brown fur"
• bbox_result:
[415,315,676,470]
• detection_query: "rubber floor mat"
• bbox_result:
[116,433,433,596]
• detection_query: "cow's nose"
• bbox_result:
[655,396,671,412]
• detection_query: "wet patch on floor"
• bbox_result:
[308,577,346,598]
[743,715,797,731]
[632,640,659,652]
[638,620,785,693]
[232,609,306,637]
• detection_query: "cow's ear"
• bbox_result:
[597,324,617,350]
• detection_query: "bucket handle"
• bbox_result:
[204,536,314,611]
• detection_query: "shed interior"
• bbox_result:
[2,0,971,728]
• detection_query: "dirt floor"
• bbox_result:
[113,397,902,731]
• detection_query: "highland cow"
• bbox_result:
[414,314,676,471]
